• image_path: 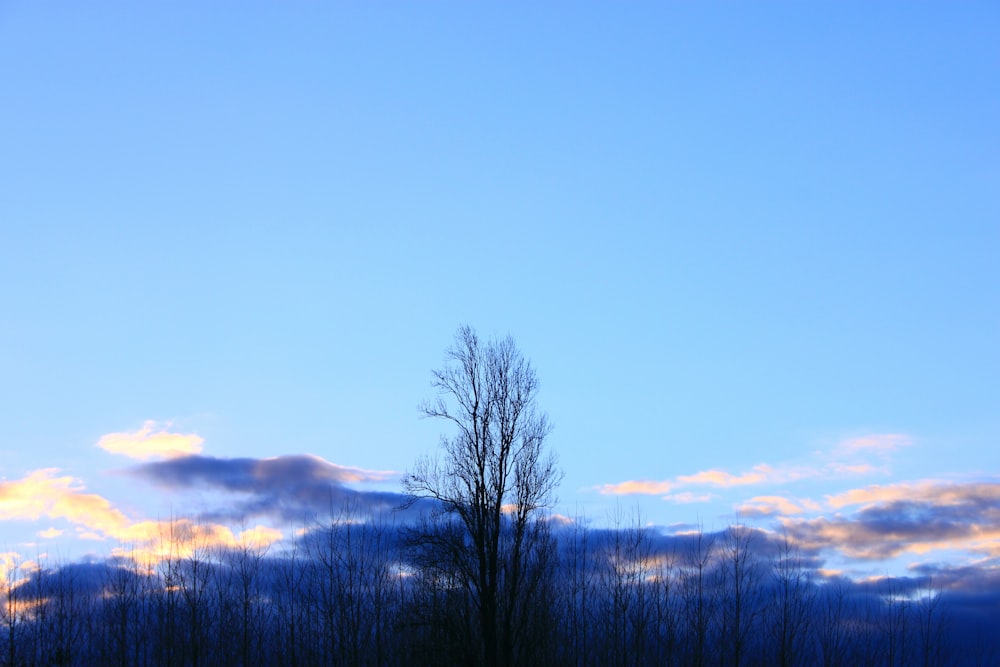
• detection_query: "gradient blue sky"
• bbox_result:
[1,2,998,580]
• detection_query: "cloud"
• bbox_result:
[0,466,289,569]
[835,433,911,455]
[0,469,130,537]
[599,432,914,500]
[0,552,23,584]
[593,438,1000,566]
[677,464,776,487]
[97,420,204,460]
[826,462,881,475]
[0,448,411,571]
[826,480,1000,510]
[806,433,912,479]
[130,453,394,490]
[126,454,404,521]
[738,495,821,517]
[781,481,1000,561]
[663,492,713,504]
[546,513,575,526]
[112,519,284,570]
[598,480,673,495]
[600,463,815,497]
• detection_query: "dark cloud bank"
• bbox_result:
[127,453,413,522]
[7,519,999,665]
[5,456,995,664]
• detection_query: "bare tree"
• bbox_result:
[177,524,213,667]
[100,545,149,667]
[154,522,182,667]
[403,326,561,667]
[271,538,310,667]
[307,497,397,667]
[717,521,763,667]
[214,526,272,667]
[817,577,850,667]
[31,557,90,667]
[559,511,596,665]
[914,580,947,667]
[597,505,653,667]
[0,553,25,667]
[646,540,680,667]
[879,575,911,667]
[401,513,479,665]
[679,526,717,667]
[766,532,816,667]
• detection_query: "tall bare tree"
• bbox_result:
[404,326,561,667]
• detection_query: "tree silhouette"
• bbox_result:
[403,326,561,667]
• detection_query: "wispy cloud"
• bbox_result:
[599,463,815,499]
[599,432,912,501]
[826,462,881,475]
[663,492,713,504]
[97,420,204,460]
[835,433,911,455]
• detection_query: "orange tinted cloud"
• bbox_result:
[678,463,815,487]
[780,515,1000,560]
[827,480,1000,510]
[780,481,1000,560]
[0,552,22,583]
[0,468,282,567]
[97,420,204,460]
[598,480,673,495]
[546,513,575,526]
[738,495,820,516]
[599,462,815,497]
[113,519,283,569]
[600,432,911,500]
[678,465,771,487]
[0,469,129,536]
[826,482,928,509]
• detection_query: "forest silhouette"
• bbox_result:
[1,329,997,666]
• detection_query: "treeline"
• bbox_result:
[2,330,996,666]
[1,510,993,667]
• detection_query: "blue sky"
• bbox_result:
[1,2,998,581]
